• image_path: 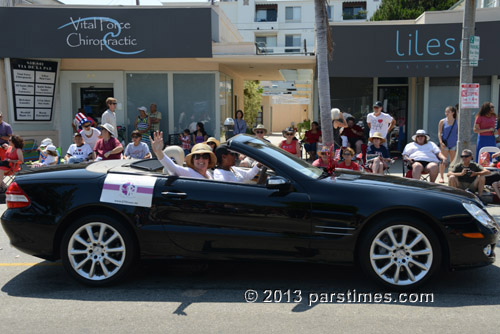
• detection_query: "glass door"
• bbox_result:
[378,86,408,152]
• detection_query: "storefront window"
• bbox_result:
[126,73,168,138]
[219,73,233,137]
[330,77,373,123]
[174,73,216,136]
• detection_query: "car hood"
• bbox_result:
[332,170,479,202]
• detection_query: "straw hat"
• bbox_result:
[185,143,216,169]
[368,132,386,143]
[411,129,430,142]
[205,137,220,147]
[252,124,267,134]
[100,123,115,136]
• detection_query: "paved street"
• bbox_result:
[1,202,500,333]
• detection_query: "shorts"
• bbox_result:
[443,146,456,151]
[456,180,478,192]
[414,160,430,169]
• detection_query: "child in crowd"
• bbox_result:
[32,145,58,167]
[124,130,151,159]
[180,129,191,156]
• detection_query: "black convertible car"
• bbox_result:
[1,134,498,289]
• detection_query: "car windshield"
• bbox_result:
[238,137,323,179]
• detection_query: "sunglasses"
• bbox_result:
[193,153,210,160]
[132,136,141,139]
[256,131,265,134]
[83,124,91,128]
[110,102,117,105]
[343,153,352,156]
[416,135,426,138]
[461,155,472,158]
[286,133,294,136]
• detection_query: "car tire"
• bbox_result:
[358,216,442,290]
[61,215,137,287]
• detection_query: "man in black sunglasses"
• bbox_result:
[213,144,261,182]
[448,149,490,198]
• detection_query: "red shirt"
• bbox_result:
[336,160,359,171]
[475,115,496,136]
[280,140,298,155]
[304,130,322,144]
[343,125,364,139]
[95,137,122,160]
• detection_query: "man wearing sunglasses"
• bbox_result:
[101,97,118,137]
[448,149,490,198]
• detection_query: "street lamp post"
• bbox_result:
[452,0,477,167]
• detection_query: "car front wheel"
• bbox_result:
[61,215,137,286]
[359,217,442,290]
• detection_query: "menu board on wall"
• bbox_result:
[10,58,58,121]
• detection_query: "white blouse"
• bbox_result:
[213,165,260,182]
[160,155,212,179]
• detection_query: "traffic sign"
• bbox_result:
[469,36,480,67]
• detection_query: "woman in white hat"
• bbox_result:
[94,123,123,160]
[252,124,270,143]
[151,131,215,179]
[402,129,445,182]
[366,132,390,174]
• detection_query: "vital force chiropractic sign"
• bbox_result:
[330,21,500,77]
[0,7,214,58]
[10,58,58,121]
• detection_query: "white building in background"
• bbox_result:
[218,0,382,55]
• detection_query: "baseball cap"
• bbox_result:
[138,106,147,112]
[373,101,383,108]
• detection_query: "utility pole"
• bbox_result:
[451,0,477,167]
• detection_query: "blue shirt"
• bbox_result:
[233,119,247,135]
[367,144,389,158]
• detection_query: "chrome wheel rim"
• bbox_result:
[369,225,433,286]
[67,223,126,281]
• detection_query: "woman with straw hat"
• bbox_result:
[366,132,390,174]
[151,131,215,179]
[205,137,220,152]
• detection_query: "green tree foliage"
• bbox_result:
[371,0,457,21]
[243,80,263,131]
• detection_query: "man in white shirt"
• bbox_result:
[65,133,94,163]
[403,129,445,182]
[367,101,395,146]
[213,145,261,182]
[101,97,117,137]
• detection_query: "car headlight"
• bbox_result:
[463,202,497,229]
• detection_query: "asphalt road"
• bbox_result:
[1,203,500,333]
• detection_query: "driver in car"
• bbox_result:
[214,144,261,182]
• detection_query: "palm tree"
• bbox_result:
[314,0,333,146]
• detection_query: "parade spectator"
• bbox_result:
[192,122,208,145]
[0,112,13,160]
[343,117,364,154]
[213,144,261,182]
[80,118,101,150]
[148,103,162,134]
[72,108,96,133]
[94,123,123,160]
[279,127,301,158]
[366,132,390,175]
[252,124,271,143]
[312,146,331,168]
[151,131,215,179]
[336,147,360,171]
[437,105,458,183]
[331,108,348,150]
[32,144,58,167]
[403,129,445,182]
[233,110,247,135]
[65,133,94,163]
[474,101,496,161]
[180,129,191,156]
[124,130,151,159]
[448,149,490,198]
[101,97,118,137]
[0,135,23,190]
[36,138,54,164]
[304,121,322,160]
[134,106,151,148]
[206,137,220,152]
[367,101,395,146]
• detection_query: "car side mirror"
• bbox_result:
[266,176,291,191]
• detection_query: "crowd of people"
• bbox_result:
[1,96,499,203]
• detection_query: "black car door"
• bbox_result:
[151,176,312,260]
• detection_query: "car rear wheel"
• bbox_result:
[359,217,441,290]
[61,215,137,286]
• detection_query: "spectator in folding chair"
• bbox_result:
[32,145,58,167]
[336,147,360,171]
[448,149,490,201]
[0,111,13,161]
[0,135,24,191]
[402,129,445,182]
[366,132,390,175]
